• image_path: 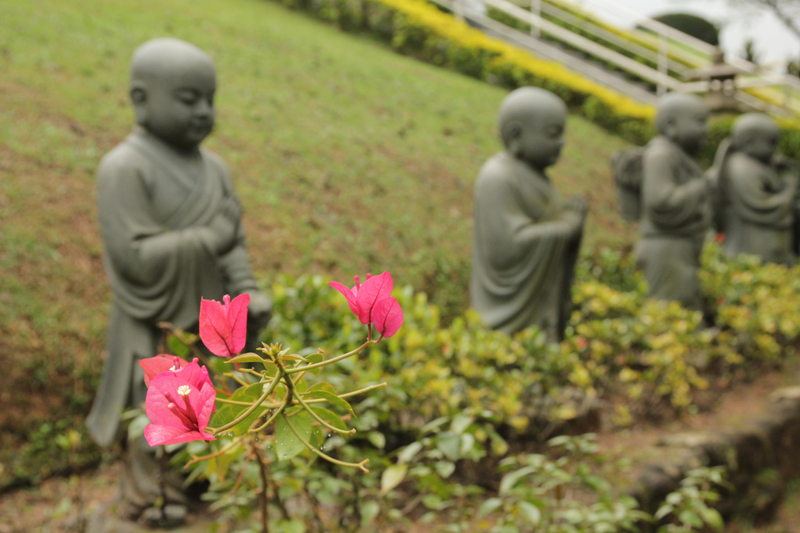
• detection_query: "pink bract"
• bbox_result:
[144,371,216,447]
[199,293,249,357]
[372,297,404,338]
[329,271,403,338]
[329,272,393,325]
[139,354,189,387]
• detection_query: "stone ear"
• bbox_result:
[130,82,148,126]
[503,121,523,155]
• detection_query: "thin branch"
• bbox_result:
[210,372,283,435]
[291,387,356,435]
[223,372,249,387]
[280,413,370,473]
[339,382,387,399]
[183,436,244,468]
[252,444,270,533]
[284,340,371,374]
[229,449,253,496]
[250,398,290,433]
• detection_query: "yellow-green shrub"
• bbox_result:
[274,0,800,160]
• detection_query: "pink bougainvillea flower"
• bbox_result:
[329,272,394,325]
[139,357,214,413]
[139,354,189,387]
[144,370,216,447]
[372,296,404,338]
[330,271,404,338]
[199,293,249,357]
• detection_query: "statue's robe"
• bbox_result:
[636,136,711,309]
[86,128,259,448]
[719,151,795,265]
[470,152,583,342]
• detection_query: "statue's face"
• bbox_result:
[514,107,566,170]
[740,127,779,163]
[667,105,708,155]
[138,60,216,150]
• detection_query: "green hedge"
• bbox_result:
[262,243,800,435]
[272,0,800,162]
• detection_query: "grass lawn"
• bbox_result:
[0,0,633,488]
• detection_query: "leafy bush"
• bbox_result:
[256,243,794,446]
[179,245,791,531]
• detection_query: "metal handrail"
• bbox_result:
[483,0,681,90]
[534,0,692,75]
[445,0,800,116]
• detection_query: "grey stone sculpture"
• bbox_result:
[85,38,272,525]
[713,113,796,265]
[635,93,712,310]
[470,87,586,342]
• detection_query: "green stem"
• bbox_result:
[223,372,249,387]
[250,396,290,433]
[215,397,254,406]
[281,413,370,473]
[241,368,265,378]
[183,435,244,468]
[284,340,370,375]
[211,372,283,435]
[292,387,355,435]
[339,382,387,398]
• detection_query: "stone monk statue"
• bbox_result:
[470,87,587,342]
[85,38,272,526]
[636,93,712,309]
[713,113,796,265]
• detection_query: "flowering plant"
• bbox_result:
[137,273,403,531]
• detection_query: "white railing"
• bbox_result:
[445,0,800,116]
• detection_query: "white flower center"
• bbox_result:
[177,385,192,397]
[169,365,179,372]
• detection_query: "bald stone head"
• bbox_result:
[129,38,217,151]
[655,93,708,155]
[499,87,567,171]
[731,113,780,163]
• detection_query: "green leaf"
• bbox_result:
[381,464,408,495]
[679,510,704,528]
[517,501,541,525]
[700,508,724,531]
[478,497,503,518]
[210,382,272,435]
[227,353,268,364]
[361,501,380,526]
[499,466,537,495]
[206,442,242,482]
[309,406,348,432]
[304,352,325,375]
[167,335,190,358]
[280,353,308,362]
[422,494,443,510]
[450,414,474,434]
[305,390,355,417]
[308,382,337,393]
[367,431,386,449]
[276,518,305,533]
[420,417,449,434]
[436,431,461,461]
[654,504,673,521]
[434,461,455,479]
[274,412,313,460]
[398,442,423,464]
